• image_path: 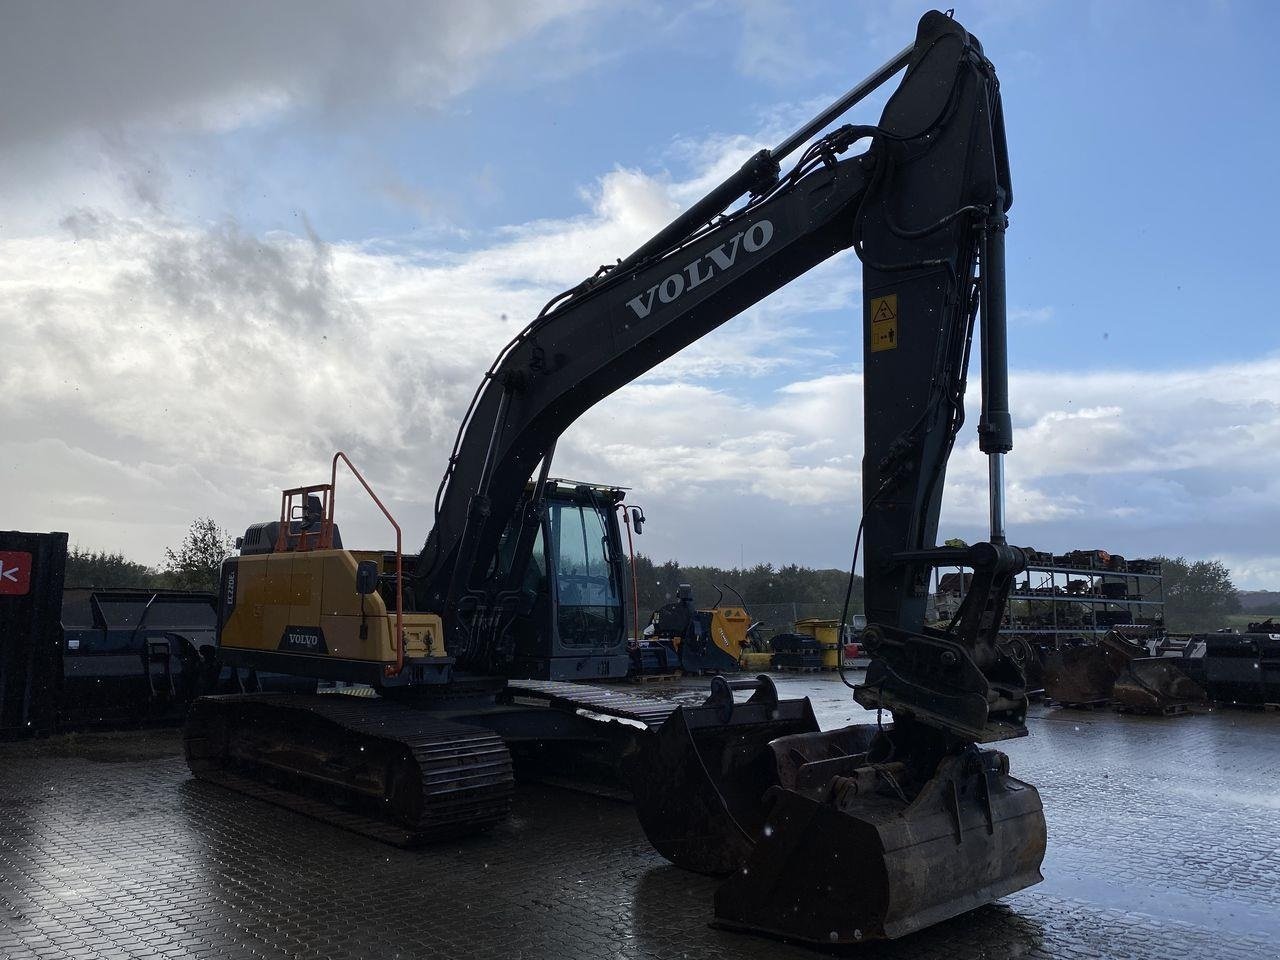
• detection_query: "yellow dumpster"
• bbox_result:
[794,618,841,669]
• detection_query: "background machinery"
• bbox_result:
[1042,629,1208,713]
[188,10,1046,944]
[634,584,754,676]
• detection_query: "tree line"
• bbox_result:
[624,553,862,628]
[621,554,1246,635]
[64,518,235,593]
[1157,556,1242,633]
[62,518,1252,637]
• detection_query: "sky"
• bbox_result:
[2,0,1279,588]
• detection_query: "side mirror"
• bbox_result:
[355,560,380,595]
[630,506,645,534]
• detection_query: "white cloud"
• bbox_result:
[0,1,592,148]
[0,1,597,233]
[2,6,1279,592]
[7,174,1280,590]
[1011,305,1054,325]
[0,146,856,564]
[734,0,814,84]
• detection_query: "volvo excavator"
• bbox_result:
[187,10,1046,945]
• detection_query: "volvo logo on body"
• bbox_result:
[625,219,775,320]
[278,625,328,654]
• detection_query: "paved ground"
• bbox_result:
[1,674,1277,960]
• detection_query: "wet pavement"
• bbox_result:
[1,673,1277,959]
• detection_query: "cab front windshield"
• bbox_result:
[548,498,621,647]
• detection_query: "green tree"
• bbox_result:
[622,553,862,636]
[64,547,163,588]
[1158,556,1241,633]
[162,517,235,593]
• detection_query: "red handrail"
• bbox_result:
[276,482,333,553]
[329,452,405,678]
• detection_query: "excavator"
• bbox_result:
[187,10,1046,945]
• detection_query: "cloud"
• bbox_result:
[1,148,840,563]
[0,1,591,148]
[734,0,814,84]
[1011,305,1054,326]
[0,2,597,234]
[563,354,1280,585]
[3,10,1279,593]
[7,166,1280,588]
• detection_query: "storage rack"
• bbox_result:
[1002,554,1164,647]
[930,552,1165,649]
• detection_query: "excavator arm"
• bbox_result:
[420,12,1028,749]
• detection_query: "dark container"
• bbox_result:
[0,531,68,738]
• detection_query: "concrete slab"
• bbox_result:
[1,674,1276,959]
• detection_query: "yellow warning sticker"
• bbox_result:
[870,293,898,353]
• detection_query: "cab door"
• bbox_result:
[546,497,624,652]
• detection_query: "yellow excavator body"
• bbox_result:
[219,548,445,665]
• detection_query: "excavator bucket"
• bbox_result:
[628,682,1046,943]
[1044,631,1206,714]
[625,675,819,875]
[712,728,1047,944]
[1112,657,1207,714]
[1042,642,1116,705]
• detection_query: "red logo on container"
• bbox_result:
[0,551,32,596]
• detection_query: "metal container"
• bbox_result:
[794,617,842,668]
[0,531,68,738]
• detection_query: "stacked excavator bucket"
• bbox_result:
[1111,657,1207,714]
[626,676,819,874]
[1043,631,1206,713]
[627,677,1046,944]
[1042,643,1116,705]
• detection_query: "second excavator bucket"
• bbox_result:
[1112,657,1207,714]
[1042,642,1116,705]
[712,727,1047,944]
[1044,631,1206,713]
[625,675,819,875]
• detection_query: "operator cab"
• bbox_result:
[495,479,630,681]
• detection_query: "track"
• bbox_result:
[184,693,514,846]
[184,681,689,845]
